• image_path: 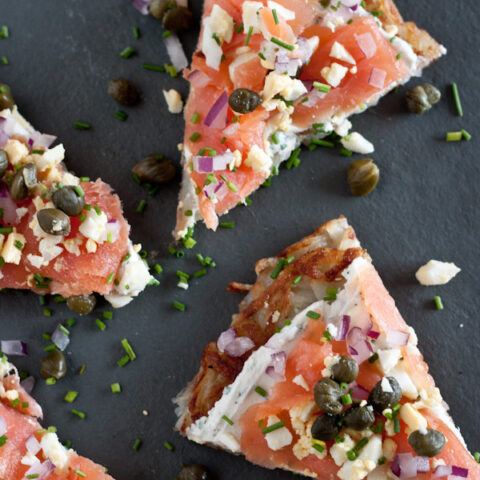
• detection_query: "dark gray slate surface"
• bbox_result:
[1,1,479,478]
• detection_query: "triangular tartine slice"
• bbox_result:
[174,0,445,238]
[175,217,480,479]
[0,103,153,309]
[0,358,115,479]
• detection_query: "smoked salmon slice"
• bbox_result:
[0,104,153,309]
[0,359,114,480]
[175,217,480,480]
[172,0,445,238]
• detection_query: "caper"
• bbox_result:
[0,84,15,110]
[347,158,379,197]
[66,294,97,315]
[37,208,71,236]
[228,88,263,114]
[313,378,343,415]
[177,464,211,480]
[422,83,441,105]
[149,0,171,19]
[331,356,359,384]
[108,78,140,107]
[405,85,431,114]
[132,155,176,184]
[162,6,193,32]
[408,429,446,457]
[342,405,375,431]
[10,163,37,200]
[52,186,85,216]
[0,150,8,177]
[311,414,341,441]
[41,349,67,380]
[368,376,402,413]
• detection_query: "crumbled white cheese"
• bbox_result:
[334,119,352,138]
[399,403,427,435]
[377,349,402,374]
[208,4,234,43]
[292,374,309,391]
[1,232,26,264]
[384,24,398,36]
[228,150,243,171]
[341,132,374,154]
[389,366,418,399]
[382,438,397,462]
[244,145,272,173]
[432,458,446,469]
[21,452,40,466]
[32,144,65,172]
[163,89,183,114]
[321,62,349,87]
[40,433,70,470]
[413,387,442,410]
[4,389,19,401]
[242,1,263,34]
[415,260,461,286]
[217,432,240,451]
[330,41,356,64]
[2,139,29,165]
[350,65,358,74]
[63,237,82,256]
[38,236,63,262]
[85,238,97,253]
[331,434,355,466]
[265,415,293,451]
[380,377,393,393]
[78,209,108,243]
[263,72,307,103]
[16,207,29,222]
[338,435,382,480]
[27,254,45,269]
[321,354,340,377]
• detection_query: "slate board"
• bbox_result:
[1,0,479,478]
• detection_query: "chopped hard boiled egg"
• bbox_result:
[415,260,461,286]
[163,89,184,114]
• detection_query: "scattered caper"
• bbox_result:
[228,88,263,114]
[314,378,343,415]
[108,78,140,107]
[177,464,211,480]
[41,349,67,380]
[408,429,446,457]
[149,0,171,19]
[0,150,8,177]
[0,84,15,110]
[52,186,85,216]
[331,356,359,384]
[66,294,97,315]
[405,83,441,114]
[162,6,193,32]
[132,155,176,184]
[342,405,375,431]
[10,163,37,200]
[37,208,71,236]
[368,377,402,413]
[347,158,379,197]
[311,414,341,441]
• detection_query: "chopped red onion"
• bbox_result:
[451,466,469,477]
[223,122,239,136]
[217,328,236,352]
[391,453,418,479]
[368,67,387,89]
[23,459,55,480]
[103,219,121,243]
[266,365,284,381]
[336,315,350,341]
[449,476,469,480]
[1,340,28,356]
[203,181,228,201]
[193,156,214,174]
[218,328,255,357]
[434,465,452,477]
[0,416,6,437]
[204,92,229,129]
[346,328,373,363]
[386,330,410,346]
[433,466,469,478]
[346,326,365,345]
[0,117,8,147]
[164,34,188,72]
[26,434,42,455]
[349,382,369,400]
[30,131,56,149]
[415,456,431,473]
[51,324,70,351]
[367,330,380,339]
[296,37,314,64]
[131,0,150,14]
[21,375,35,394]
[188,70,211,89]
[341,0,360,6]
[0,182,18,225]
[355,32,377,58]
[268,351,286,377]
[213,152,234,171]
[275,52,302,77]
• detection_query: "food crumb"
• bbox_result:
[142,410,149,416]
[163,89,183,114]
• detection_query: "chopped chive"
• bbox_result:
[0,26,9,38]
[32,149,45,155]
[194,269,207,278]
[74,469,86,478]
[446,131,462,142]
[133,26,140,39]
[73,185,85,197]
[120,46,136,58]
[222,415,234,425]
[106,272,115,284]
[270,259,286,279]
[162,30,172,38]
[341,148,353,157]
[136,199,147,213]
[173,300,186,312]
[71,409,86,419]
[0,435,7,446]
[262,420,284,434]
[306,310,320,320]
[121,338,136,361]
[434,296,444,310]
[1,56,8,65]
[323,330,333,342]
[258,52,266,60]
[452,82,463,117]
[341,393,352,405]
[370,10,382,16]
[211,32,221,45]
[311,138,335,148]
[191,112,200,124]
[292,275,302,285]
[117,355,130,367]
[154,264,163,275]
[312,443,325,453]
[45,377,56,385]
[226,181,238,192]
[43,308,52,317]
[14,240,23,250]
[78,365,86,375]
[73,122,91,131]
[313,81,331,93]
[474,452,480,463]
[221,136,227,144]
[189,132,201,142]
[393,417,400,433]
[396,52,402,60]
[21,402,29,408]
[183,236,196,249]
[142,63,165,72]
[111,383,121,393]
[378,456,386,465]
[115,110,128,121]
[163,441,174,451]
[244,26,254,46]
[11,398,20,407]
[219,221,235,229]
[335,436,345,443]
[95,319,106,331]
[461,129,472,140]
[255,386,268,397]
[26,475,39,479]
[64,391,78,403]
[368,353,379,364]
[0,227,12,234]
[270,37,294,51]
[272,9,279,24]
